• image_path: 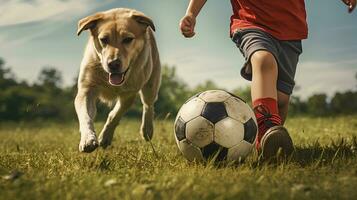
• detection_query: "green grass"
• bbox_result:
[1,116,357,200]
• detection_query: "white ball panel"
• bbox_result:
[198,90,231,102]
[178,97,206,122]
[227,140,254,161]
[178,139,204,162]
[214,117,244,148]
[186,116,214,148]
[225,97,254,123]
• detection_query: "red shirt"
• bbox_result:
[230,0,308,40]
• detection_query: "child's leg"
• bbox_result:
[232,29,300,158]
[251,50,278,100]
[250,50,293,158]
[250,51,290,125]
[250,50,281,138]
[277,91,290,124]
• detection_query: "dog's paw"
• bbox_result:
[98,129,115,149]
[98,135,112,149]
[140,121,153,141]
[79,133,98,153]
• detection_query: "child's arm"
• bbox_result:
[341,0,356,13]
[179,0,207,38]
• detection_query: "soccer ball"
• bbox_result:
[174,90,258,162]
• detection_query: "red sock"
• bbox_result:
[253,98,282,149]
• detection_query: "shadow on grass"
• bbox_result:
[246,136,357,168]
[291,136,357,167]
[202,136,357,169]
[73,136,357,170]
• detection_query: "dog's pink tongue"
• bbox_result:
[109,73,124,86]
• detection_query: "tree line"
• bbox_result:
[0,57,356,121]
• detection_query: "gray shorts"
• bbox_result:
[232,29,302,95]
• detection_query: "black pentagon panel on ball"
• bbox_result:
[175,117,186,141]
[201,142,228,162]
[201,102,228,124]
[243,118,257,144]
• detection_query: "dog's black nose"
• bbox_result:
[108,59,122,72]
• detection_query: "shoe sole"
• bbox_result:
[260,126,294,159]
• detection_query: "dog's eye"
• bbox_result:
[122,37,134,44]
[100,37,109,45]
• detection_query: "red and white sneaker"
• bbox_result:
[260,126,294,159]
[253,105,294,159]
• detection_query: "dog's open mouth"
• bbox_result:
[109,69,128,86]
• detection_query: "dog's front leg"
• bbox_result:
[139,85,159,141]
[139,60,161,141]
[140,102,154,141]
[75,88,98,153]
[98,94,137,148]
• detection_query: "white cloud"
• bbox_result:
[295,60,357,99]
[0,0,355,100]
[164,50,357,98]
[0,20,67,47]
[162,48,249,90]
[0,0,115,46]
[0,0,113,26]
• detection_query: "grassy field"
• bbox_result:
[1,116,357,200]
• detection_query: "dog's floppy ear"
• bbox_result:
[132,11,156,32]
[77,13,103,36]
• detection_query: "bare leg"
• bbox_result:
[98,94,137,148]
[250,50,294,158]
[250,50,278,101]
[277,91,290,124]
[250,51,291,123]
[74,88,98,153]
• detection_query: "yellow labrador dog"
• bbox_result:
[75,8,161,153]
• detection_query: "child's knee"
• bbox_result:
[251,50,277,73]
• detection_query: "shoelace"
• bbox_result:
[253,104,276,128]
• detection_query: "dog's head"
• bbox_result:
[77,8,155,86]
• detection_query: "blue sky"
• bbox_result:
[0,0,356,99]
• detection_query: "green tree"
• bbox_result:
[155,65,191,118]
[330,91,357,114]
[307,94,329,116]
[232,86,251,104]
[0,58,17,88]
[32,67,68,119]
[0,86,37,120]
[191,80,219,95]
[288,96,307,116]
[38,67,63,89]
